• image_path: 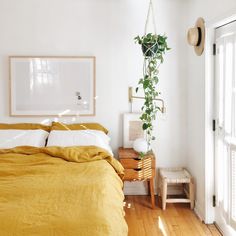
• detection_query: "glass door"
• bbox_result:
[215,21,236,235]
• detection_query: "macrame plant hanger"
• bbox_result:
[142,0,158,78]
[131,0,158,113]
[144,0,157,35]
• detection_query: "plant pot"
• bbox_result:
[142,43,158,57]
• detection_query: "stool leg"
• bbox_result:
[189,178,194,209]
[162,179,167,210]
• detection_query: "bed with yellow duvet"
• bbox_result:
[0,146,128,236]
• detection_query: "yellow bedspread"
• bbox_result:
[0,146,128,236]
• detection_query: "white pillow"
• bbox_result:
[0,129,49,148]
[47,130,113,155]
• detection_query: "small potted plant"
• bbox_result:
[134,33,169,58]
[134,33,170,150]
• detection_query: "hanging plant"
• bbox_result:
[134,33,170,148]
[135,33,169,59]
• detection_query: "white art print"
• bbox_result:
[10,56,96,116]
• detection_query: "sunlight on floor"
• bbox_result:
[158,216,168,236]
[123,201,132,209]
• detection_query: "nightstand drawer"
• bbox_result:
[124,168,154,180]
[120,157,154,169]
[118,147,156,208]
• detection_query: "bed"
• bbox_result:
[0,123,128,236]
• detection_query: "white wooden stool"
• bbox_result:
[159,168,195,210]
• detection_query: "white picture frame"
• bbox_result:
[123,113,144,148]
[9,56,96,116]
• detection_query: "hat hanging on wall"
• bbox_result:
[187,17,205,56]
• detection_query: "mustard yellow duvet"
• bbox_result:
[0,146,128,236]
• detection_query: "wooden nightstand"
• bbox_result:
[118,147,156,209]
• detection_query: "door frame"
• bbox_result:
[205,11,236,224]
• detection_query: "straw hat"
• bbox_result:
[187,17,205,56]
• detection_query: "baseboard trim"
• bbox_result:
[194,201,205,222]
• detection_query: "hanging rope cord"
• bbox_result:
[144,0,157,35]
[143,0,161,75]
[143,0,158,70]
[143,0,161,114]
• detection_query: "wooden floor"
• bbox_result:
[124,195,222,236]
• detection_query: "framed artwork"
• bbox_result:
[9,56,96,116]
[123,113,144,148]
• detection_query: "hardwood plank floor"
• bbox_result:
[124,195,222,236]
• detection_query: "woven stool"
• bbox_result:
[159,168,194,210]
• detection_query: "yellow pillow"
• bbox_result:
[51,122,108,134]
[0,123,51,132]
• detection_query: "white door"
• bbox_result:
[215,21,236,236]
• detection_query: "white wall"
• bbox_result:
[185,0,236,221]
[0,0,187,194]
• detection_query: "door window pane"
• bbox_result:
[224,40,233,134]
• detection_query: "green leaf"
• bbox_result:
[143,80,149,89]
[139,152,145,158]
[142,123,148,130]
[138,79,143,84]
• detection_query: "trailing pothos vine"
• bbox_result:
[134,33,170,149]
